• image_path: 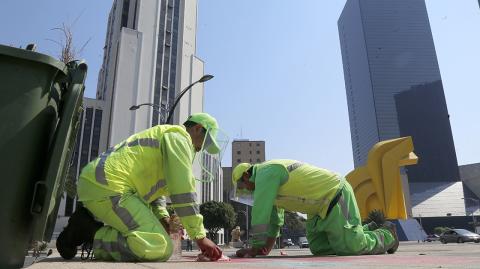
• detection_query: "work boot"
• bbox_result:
[382,221,399,254]
[56,207,103,259]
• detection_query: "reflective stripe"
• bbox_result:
[143,179,167,201]
[170,192,197,204]
[116,233,138,261]
[151,196,167,207]
[95,149,113,185]
[175,205,200,217]
[251,224,269,234]
[95,143,125,185]
[93,234,138,261]
[276,194,330,206]
[127,138,160,148]
[93,239,102,251]
[111,196,139,230]
[338,195,350,220]
[287,162,303,172]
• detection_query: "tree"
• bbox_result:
[284,211,306,232]
[200,201,237,243]
[434,226,450,235]
[282,211,307,243]
[47,21,90,64]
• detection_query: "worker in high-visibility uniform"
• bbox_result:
[57,113,227,262]
[231,160,399,258]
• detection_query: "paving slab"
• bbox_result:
[26,241,480,269]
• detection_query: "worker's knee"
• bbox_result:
[128,233,173,261]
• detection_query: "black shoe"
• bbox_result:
[382,221,399,254]
[56,207,103,259]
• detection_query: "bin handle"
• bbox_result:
[30,181,47,215]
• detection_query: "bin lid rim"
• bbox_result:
[0,44,67,74]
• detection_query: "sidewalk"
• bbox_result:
[27,241,480,269]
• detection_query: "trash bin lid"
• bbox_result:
[0,44,67,74]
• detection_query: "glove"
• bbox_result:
[196,237,222,261]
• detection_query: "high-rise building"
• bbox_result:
[395,81,459,184]
[93,0,224,241]
[338,0,464,217]
[97,0,205,148]
[232,140,266,168]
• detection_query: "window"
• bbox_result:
[256,150,260,154]
[237,151,241,154]
[237,159,241,163]
[257,159,261,162]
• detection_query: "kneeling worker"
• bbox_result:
[231,160,399,258]
[57,113,226,262]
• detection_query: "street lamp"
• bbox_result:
[461,197,480,232]
[165,74,213,124]
[129,74,214,124]
[129,103,168,122]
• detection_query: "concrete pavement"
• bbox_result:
[26,241,480,269]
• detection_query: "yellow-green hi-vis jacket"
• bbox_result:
[249,160,345,247]
[77,125,206,239]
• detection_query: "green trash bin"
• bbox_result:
[0,44,86,268]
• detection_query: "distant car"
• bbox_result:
[424,234,440,242]
[439,229,480,244]
[281,238,294,248]
[298,237,309,248]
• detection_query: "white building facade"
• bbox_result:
[95,0,224,239]
[97,0,205,148]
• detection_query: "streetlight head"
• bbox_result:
[129,105,140,110]
[199,74,214,83]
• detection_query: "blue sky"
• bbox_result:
[1,0,479,174]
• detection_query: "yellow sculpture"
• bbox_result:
[346,136,418,220]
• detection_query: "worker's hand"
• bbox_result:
[196,237,222,261]
[236,248,258,258]
[160,217,170,232]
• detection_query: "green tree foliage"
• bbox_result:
[200,201,237,242]
[433,226,450,235]
[282,211,307,242]
[284,211,306,232]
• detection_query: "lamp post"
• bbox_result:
[462,197,480,232]
[129,103,168,123]
[165,74,214,124]
[129,74,214,124]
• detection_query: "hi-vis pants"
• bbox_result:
[306,182,395,255]
[83,192,173,262]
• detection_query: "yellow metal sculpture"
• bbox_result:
[346,137,418,220]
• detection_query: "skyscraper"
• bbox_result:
[97,0,205,148]
[338,0,464,217]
